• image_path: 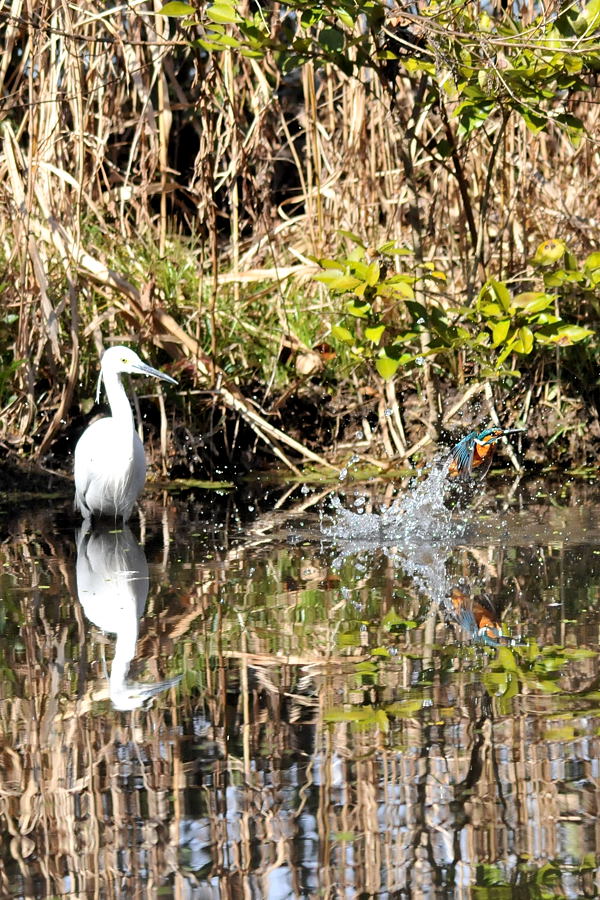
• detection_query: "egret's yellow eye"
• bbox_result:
[121,357,129,364]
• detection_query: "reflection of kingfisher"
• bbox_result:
[448,427,524,479]
[450,586,503,646]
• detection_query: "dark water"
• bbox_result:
[2,473,600,898]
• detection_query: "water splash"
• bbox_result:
[324,457,461,545]
[322,457,469,612]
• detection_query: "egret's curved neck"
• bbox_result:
[102,369,135,431]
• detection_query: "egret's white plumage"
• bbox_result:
[74,345,177,521]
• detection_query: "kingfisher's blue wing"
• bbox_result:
[450,431,477,477]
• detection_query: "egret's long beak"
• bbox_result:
[133,362,178,386]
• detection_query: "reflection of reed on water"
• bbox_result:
[0,499,600,896]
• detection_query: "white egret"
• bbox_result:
[74,345,177,521]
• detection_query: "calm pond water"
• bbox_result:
[2,469,600,899]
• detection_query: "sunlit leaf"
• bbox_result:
[315,272,361,292]
[365,261,380,286]
[512,326,534,354]
[365,325,385,343]
[491,318,511,347]
[532,239,566,266]
[584,251,600,272]
[331,324,354,343]
[378,280,414,300]
[552,324,594,344]
[375,353,401,380]
[338,229,366,247]
[206,1,239,23]
[479,279,512,314]
[346,300,370,318]
[512,292,554,313]
[159,1,195,15]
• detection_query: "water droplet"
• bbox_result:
[338,468,348,481]
[415,356,424,366]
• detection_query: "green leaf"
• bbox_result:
[365,261,380,286]
[553,324,594,344]
[491,319,511,347]
[319,27,344,51]
[479,279,512,314]
[583,0,600,26]
[512,326,534,354]
[207,2,238,24]
[346,300,370,318]
[392,330,419,345]
[159,1,195,15]
[331,325,354,343]
[377,242,411,255]
[315,272,361,292]
[378,280,414,300]
[521,109,547,134]
[364,325,385,343]
[512,292,554,313]
[584,251,600,272]
[532,239,566,266]
[375,353,401,380]
[338,229,366,247]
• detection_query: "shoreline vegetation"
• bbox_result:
[2,1,600,486]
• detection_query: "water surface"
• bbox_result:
[1,475,600,898]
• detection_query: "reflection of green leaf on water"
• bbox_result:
[486,640,599,705]
[382,607,417,632]
[325,697,424,731]
[324,705,390,732]
[543,725,576,741]
[385,698,425,719]
[332,831,355,842]
[474,859,564,898]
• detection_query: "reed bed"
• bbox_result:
[0,0,599,472]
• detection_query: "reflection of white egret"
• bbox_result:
[76,521,180,711]
[74,346,177,522]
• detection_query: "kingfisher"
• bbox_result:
[449,586,503,646]
[448,426,524,479]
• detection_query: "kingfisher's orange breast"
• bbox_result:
[472,443,495,467]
